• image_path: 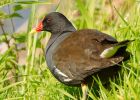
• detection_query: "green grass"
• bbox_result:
[0,0,140,100]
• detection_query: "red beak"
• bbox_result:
[35,21,43,32]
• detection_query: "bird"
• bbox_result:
[30,12,132,100]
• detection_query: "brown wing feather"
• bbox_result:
[53,29,123,81]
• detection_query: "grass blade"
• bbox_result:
[0,81,25,93]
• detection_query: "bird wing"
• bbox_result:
[52,29,124,81]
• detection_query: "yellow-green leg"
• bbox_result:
[81,82,88,100]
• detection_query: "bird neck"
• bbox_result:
[46,25,76,51]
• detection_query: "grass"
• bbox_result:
[0,0,140,100]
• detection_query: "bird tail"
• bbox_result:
[116,40,134,47]
[100,40,134,58]
[115,40,134,60]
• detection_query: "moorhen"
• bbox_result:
[30,12,132,100]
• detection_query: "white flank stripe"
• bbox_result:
[54,67,68,78]
[64,78,72,82]
[54,66,72,82]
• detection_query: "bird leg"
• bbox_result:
[81,81,88,100]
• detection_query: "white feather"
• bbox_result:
[64,78,72,82]
[54,66,73,82]
[54,68,68,78]
[100,46,119,58]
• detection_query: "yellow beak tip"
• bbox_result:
[29,29,37,34]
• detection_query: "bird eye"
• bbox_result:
[46,18,51,23]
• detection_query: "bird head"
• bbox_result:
[30,12,74,34]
